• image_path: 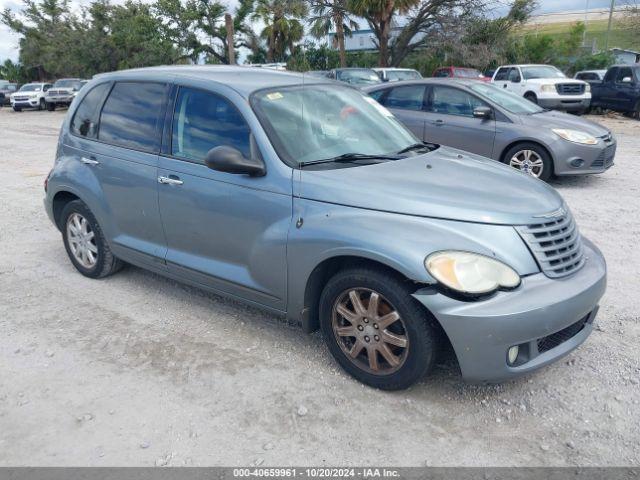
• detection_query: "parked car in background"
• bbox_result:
[590,65,640,119]
[44,66,606,390]
[0,83,19,106]
[10,82,53,111]
[327,68,382,87]
[365,79,615,181]
[373,68,422,82]
[433,66,490,82]
[492,64,591,114]
[305,70,329,78]
[45,78,86,111]
[574,69,607,85]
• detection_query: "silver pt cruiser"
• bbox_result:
[44,66,607,390]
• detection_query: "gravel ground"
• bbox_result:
[0,108,638,467]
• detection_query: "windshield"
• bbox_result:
[454,68,483,78]
[251,85,418,166]
[54,79,82,89]
[337,69,381,85]
[386,70,421,81]
[19,84,42,92]
[470,83,543,114]
[521,66,566,80]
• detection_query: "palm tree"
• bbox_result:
[252,0,307,62]
[348,0,418,67]
[309,0,358,67]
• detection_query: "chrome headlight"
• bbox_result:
[425,251,521,295]
[552,128,598,145]
[540,84,556,92]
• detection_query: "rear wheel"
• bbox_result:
[319,267,438,390]
[61,200,123,279]
[503,142,552,182]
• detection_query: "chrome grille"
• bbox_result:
[13,96,30,101]
[516,211,585,278]
[555,83,586,95]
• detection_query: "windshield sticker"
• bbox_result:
[266,92,283,101]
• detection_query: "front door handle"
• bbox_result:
[433,119,445,126]
[81,157,99,165]
[158,176,183,186]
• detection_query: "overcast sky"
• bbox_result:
[0,0,616,65]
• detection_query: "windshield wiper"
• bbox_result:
[397,142,436,154]
[298,152,401,168]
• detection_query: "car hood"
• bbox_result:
[299,147,564,225]
[519,110,610,136]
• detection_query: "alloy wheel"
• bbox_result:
[331,288,409,375]
[66,213,98,269]
[509,149,544,178]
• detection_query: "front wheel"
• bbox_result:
[319,267,438,390]
[524,92,538,104]
[61,200,123,279]
[38,98,46,110]
[12,106,21,112]
[503,142,553,182]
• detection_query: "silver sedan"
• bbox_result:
[364,79,616,182]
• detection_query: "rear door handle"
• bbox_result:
[81,156,99,165]
[158,175,183,186]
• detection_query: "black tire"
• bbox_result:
[319,267,438,390]
[47,102,55,111]
[632,101,640,120]
[502,142,553,182]
[13,106,21,112]
[61,200,123,279]
[38,98,46,110]
[524,92,538,104]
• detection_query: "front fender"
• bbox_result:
[286,198,540,328]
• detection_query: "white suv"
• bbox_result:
[10,82,53,111]
[492,64,591,113]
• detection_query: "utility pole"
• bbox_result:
[604,0,615,51]
[583,0,590,45]
[225,13,236,65]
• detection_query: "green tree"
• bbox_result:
[252,0,307,62]
[0,59,28,82]
[308,0,357,67]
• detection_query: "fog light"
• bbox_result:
[507,346,519,365]
[570,158,585,168]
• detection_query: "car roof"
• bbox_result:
[373,68,417,71]
[94,65,335,98]
[362,78,482,91]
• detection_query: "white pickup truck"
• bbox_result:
[491,64,591,113]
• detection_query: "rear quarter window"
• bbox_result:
[98,82,168,153]
[70,83,111,139]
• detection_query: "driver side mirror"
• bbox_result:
[473,106,493,119]
[621,76,633,83]
[205,146,266,177]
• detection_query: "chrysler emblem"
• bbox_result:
[534,207,566,219]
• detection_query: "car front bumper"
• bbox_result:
[552,137,616,175]
[413,238,606,383]
[537,97,591,112]
[45,95,74,104]
[11,99,40,108]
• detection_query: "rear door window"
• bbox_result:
[171,87,251,163]
[70,83,111,139]
[98,82,167,153]
[381,85,426,111]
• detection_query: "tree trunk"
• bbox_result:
[378,19,389,67]
[225,13,236,65]
[335,12,346,67]
[267,30,275,62]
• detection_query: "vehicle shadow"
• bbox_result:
[549,174,605,190]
